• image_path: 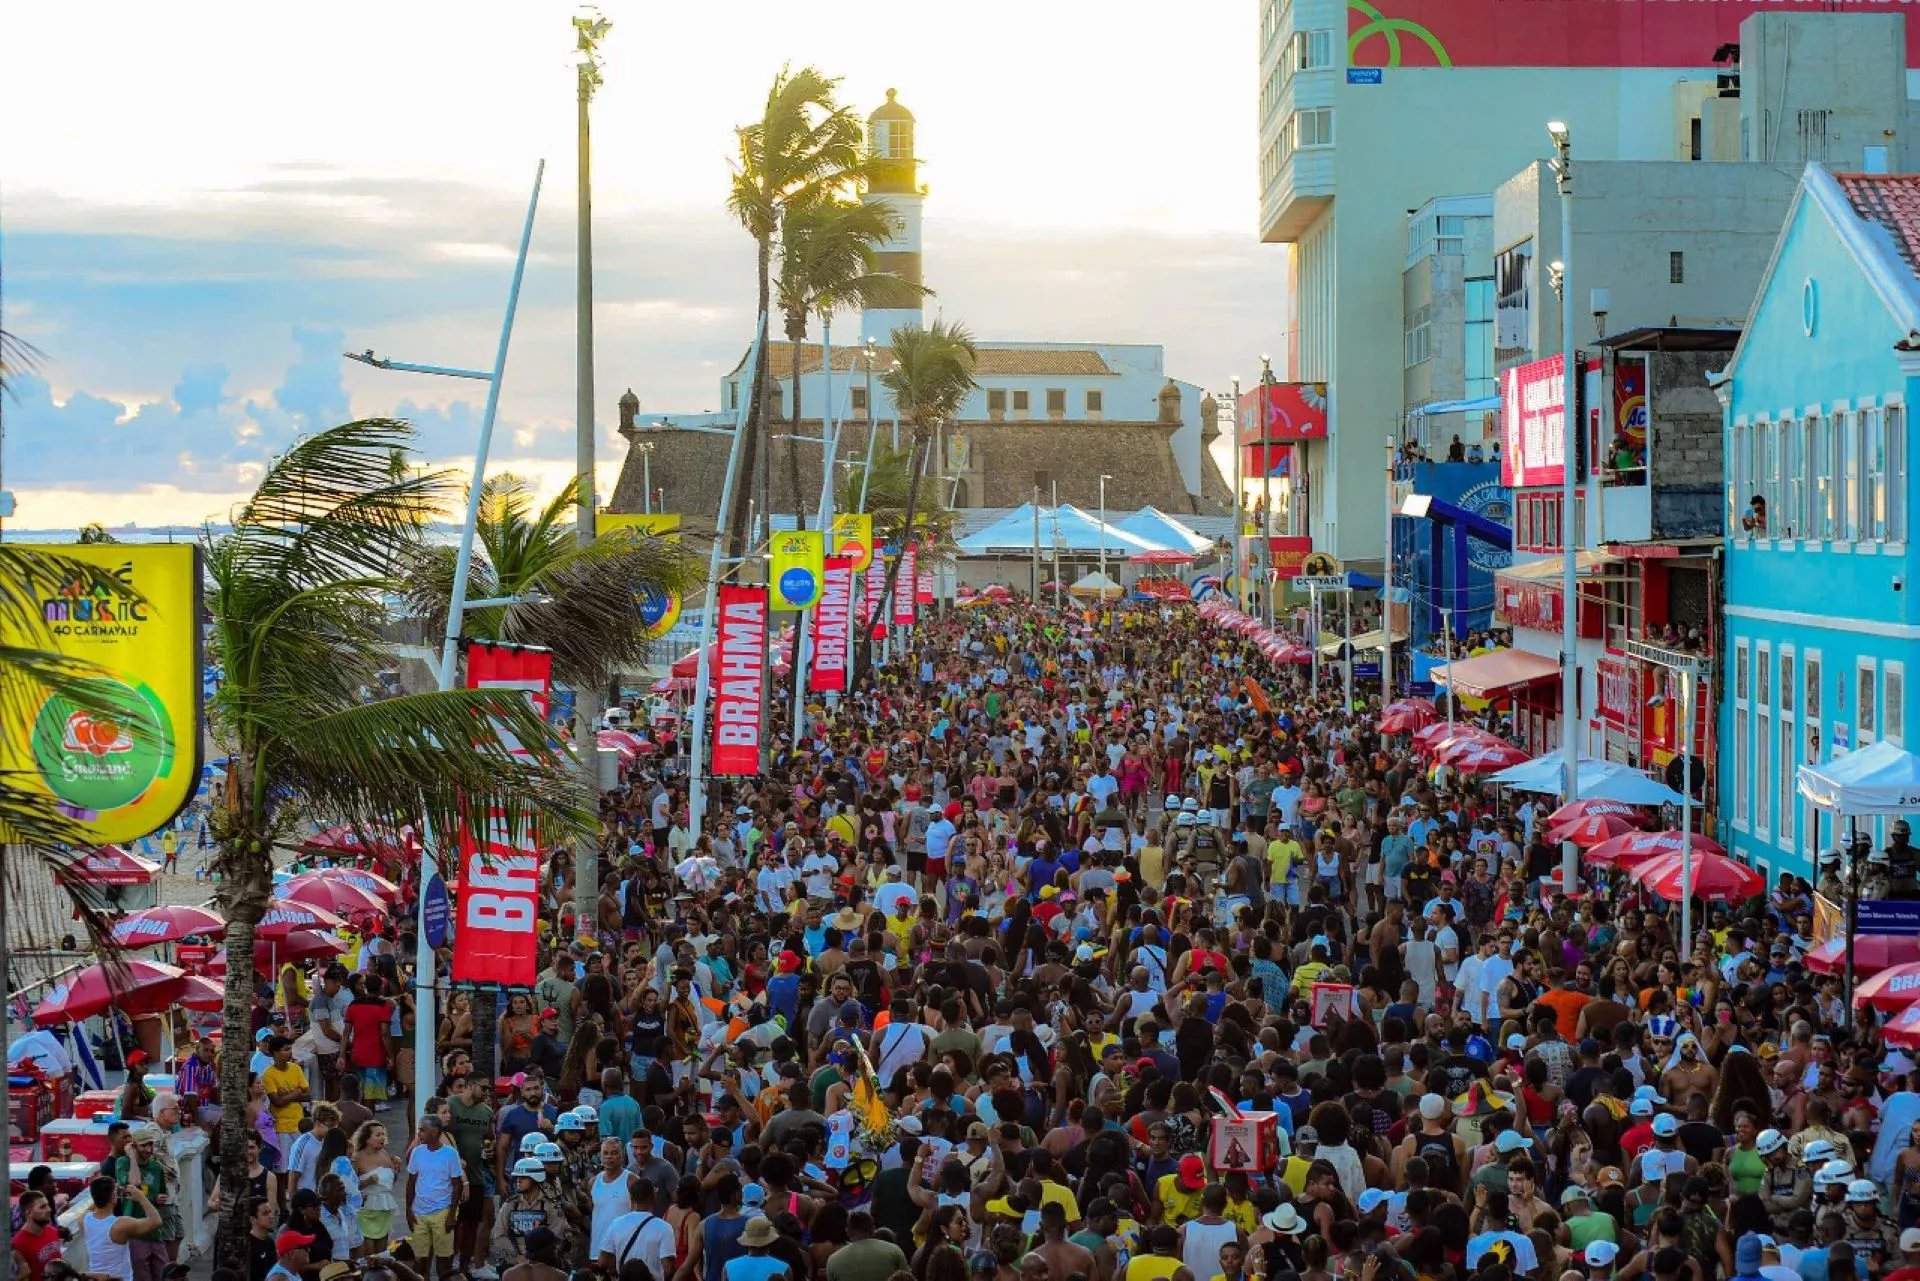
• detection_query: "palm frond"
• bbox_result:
[1,325,43,398]
[271,688,592,847]
[224,419,448,589]
[777,198,927,330]
[498,528,700,690]
[881,321,979,432]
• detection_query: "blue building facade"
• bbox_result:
[1390,460,1513,646]
[1718,165,1918,882]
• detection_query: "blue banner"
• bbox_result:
[1393,461,1511,647]
[1858,899,1920,933]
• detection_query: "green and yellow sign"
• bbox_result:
[832,513,873,573]
[597,512,681,540]
[769,530,825,611]
[4,544,203,844]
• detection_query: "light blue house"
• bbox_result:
[1718,164,1917,881]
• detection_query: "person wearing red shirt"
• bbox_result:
[11,1191,64,1281]
[1620,1097,1658,1160]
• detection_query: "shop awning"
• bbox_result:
[1317,628,1409,656]
[1430,648,1561,699]
[1496,550,1616,584]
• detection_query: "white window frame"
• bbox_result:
[1734,638,1751,831]
[1731,417,1750,539]
[1803,648,1822,858]
[1778,644,1796,856]
[1858,657,1878,746]
[1294,107,1334,150]
[1864,404,1887,542]
[1755,641,1772,839]
[1888,660,1906,749]
[1840,406,1861,543]
[1811,412,1832,540]
[1889,399,1908,546]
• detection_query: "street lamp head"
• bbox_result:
[1547,260,1566,297]
[1547,120,1569,145]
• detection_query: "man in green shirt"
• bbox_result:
[1561,1186,1619,1252]
[826,1208,910,1281]
[446,1073,495,1271]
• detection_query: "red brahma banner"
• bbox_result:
[711,585,766,776]
[893,545,917,625]
[812,556,854,693]
[454,642,554,982]
[866,567,887,641]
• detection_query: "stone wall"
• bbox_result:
[607,416,1233,529]
[1650,350,1726,540]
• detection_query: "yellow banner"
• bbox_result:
[770,531,825,610]
[2,544,203,844]
[1813,891,1843,946]
[832,513,873,573]
[597,512,681,540]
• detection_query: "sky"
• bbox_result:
[1,0,1279,529]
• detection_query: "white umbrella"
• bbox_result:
[1581,767,1688,807]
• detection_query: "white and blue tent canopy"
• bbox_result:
[956,504,1172,557]
[1797,740,1920,816]
[1112,507,1214,556]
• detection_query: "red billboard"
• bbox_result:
[1502,354,1566,489]
[1597,655,1635,732]
[450,808,542,986]
[711,585,766,777]
[811,556,853,694]
[893,546,917,625]
[1347,0,1920,68]
[1239,382,1329,452]
[1269,536,1314,580]
[865,567,887,640]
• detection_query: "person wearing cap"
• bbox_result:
[496,1076,559,1192]
[1580,1239,1621,1279]
[491,1157,559,1270]
[1394,1093,1467,1199]
[1885,1228,1920,1281]
[1630,1115,1696,1189]
[1157,1155,1210,1228]
[1560,1182,1618,1253]
[268,1223,317,1281]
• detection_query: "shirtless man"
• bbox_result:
[1661,1032,1717,1103]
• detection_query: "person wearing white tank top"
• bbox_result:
[1178,1192,1244,1281]
[80,1176,161,1281]
[587,1139,642,1256]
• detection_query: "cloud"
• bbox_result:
[6,168,1284,523]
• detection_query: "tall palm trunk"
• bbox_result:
[213,790,275,1271]
[726,239,773,559]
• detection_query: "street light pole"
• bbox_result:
[572,5,611,936]
[1098,473,1113,584]
[344,159,545,1126]
[1549,119,1581,896]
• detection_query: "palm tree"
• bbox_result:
[835,443,960,562]
[864,321,977,681]
[202,420,590,1269]
[398,473,698,695]
[725,66,865,559]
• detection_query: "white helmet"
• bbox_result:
[1176,812,1197,827]
[535,1142,564,1163]
[511,1157,547,1182]
[555,1112,585,1133]
[1755,1129,1788,1157]
[1819,848,1843,866]
[1869,847,1892,865]
[1814,1160,1856,1188]
[1180,797,1199,812]
[573,1105,598,1125]
[1847,1178,1879,1204]
[519,1132,545,1154]
[1163,795,1180,811]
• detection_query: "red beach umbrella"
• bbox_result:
[107,905,227,949]
[31,960,189,1026]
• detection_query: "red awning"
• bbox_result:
[1431,649,1561,700]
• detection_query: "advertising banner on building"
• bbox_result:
[915,568,934,605]
[893,546,917,625]
[1597,656,1635,732]
[595,512,681,540]
[1,544,203,846]
[831,513,874,573]
[1346,0,1920,68]
[1267,536,1315,580]
[1502,355,1566,489]
[449,808,542,986]
[769,530,825,611]
[1238,382,1329,463]
[711,585,766,776]
[636,590,682,641]
[811,557,854,693]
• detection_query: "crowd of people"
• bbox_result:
[40,596,1920,1281]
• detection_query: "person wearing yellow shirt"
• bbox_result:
[1156,1155,1208,1227]
[1267,832,1303,901]
[826,809,858,847]
[1290,939,1332,999]
[884,897,916,956]
[260,1034,310,1161]
[1125,1224,1188,1281]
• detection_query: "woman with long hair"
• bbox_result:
[497,991,539,1075]
[1711,1055,1775,1134]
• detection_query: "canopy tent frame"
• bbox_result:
[1796,739,1920,1026]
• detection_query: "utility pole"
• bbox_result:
[572,6,610,937]
[1549,118,1581,896]
[1229,377,1243,610]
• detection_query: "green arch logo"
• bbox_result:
[1349,0,1452,67]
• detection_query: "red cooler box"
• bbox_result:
[37,1118,113,1164]
[73,1091,119,1121]
[10,1160,101,1204]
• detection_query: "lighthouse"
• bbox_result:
[860,88,925,344]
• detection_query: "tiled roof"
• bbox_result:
[1834,173,1920,277]
[762,344,1114,379]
